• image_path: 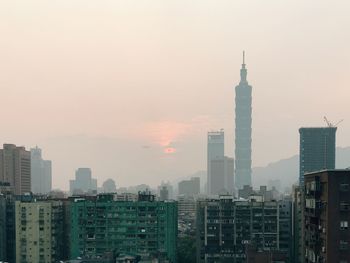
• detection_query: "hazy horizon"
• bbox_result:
[1,1,349,190]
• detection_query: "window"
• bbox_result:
[340,202,350,211]
[340,184,350,192]
[340,221,348,230]
[340,240,348,250]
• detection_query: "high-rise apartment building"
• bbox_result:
[299,127,337,186]
[69,168,97,194]
[157,182,174,200]
[209,156,234,195]
[292,185,302,263]
[196,196,292,263]
[207,130,224,194]
[304,170,350,263]
[0,194,16,263]
[0,195,6,261]
[159,185,169,201]
[31,146,52,194]
[297,127,337,263]
[68,192,177,262]
[178,177,200,196]
[0,144,31,195]
[235,52,252,190]
[15,197,65,263]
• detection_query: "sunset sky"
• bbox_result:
[0,0,349,190]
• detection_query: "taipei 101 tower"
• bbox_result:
[235,51,252,190]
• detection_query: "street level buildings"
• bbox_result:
[0,144,31,195]
[235,52,252,190]
[304,170,350,263]
[177,195,197,237]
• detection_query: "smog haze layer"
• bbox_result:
[0,0,349,189]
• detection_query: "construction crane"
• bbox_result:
[323,116,343,127]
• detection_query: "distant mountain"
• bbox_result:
[253,146,350,190]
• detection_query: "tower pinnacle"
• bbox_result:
[240,50,247,82]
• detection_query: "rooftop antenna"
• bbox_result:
[323,116,343,127]
[243,50,245,65]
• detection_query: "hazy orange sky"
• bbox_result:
[0,1,349,190]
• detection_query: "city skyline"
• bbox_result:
[1,1,350,190]
[1,2,350,263]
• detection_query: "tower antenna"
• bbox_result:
[243,50,245,64]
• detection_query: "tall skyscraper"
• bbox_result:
[207,130,224,194]
[235,52,252,190]
[69,168,97,194]
[0,144,31,195]
[209,156,234,195]
[299,127,337,186]
[31,146,52,194]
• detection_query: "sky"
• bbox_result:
[0,0,349,190]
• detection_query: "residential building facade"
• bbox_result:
[196,196,292,263]
[68,193,177,262]
[15,197,65,263]
[304,170,350,263]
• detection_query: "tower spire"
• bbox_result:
[240,50,247,82]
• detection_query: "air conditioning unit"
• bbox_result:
[322,246,326,253]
